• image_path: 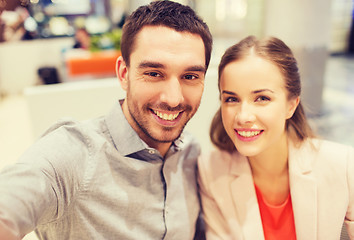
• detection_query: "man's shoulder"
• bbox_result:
[41,116,107,143]
[170,132,202,167]
[179,132,201,154]
[180,131,200,146]
[22,116,109,164]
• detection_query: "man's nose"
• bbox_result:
[160,77,184,108]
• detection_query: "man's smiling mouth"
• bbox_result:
[153,110,181,121]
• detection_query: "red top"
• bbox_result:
[254,184,297,240]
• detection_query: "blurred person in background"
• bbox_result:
[198,35,354,240]
[0,1,212,239]
[0,6,35,41]
[73,27,91,50]
[348,15,354,54]
[0,13,4,42]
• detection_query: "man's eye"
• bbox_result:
[184,74,198,80]
[145,72,161,77]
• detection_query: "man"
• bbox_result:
[0,1,212,239]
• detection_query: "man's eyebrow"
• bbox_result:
[186,65,207,73]
[138,61,206,73]
[138,61,165,69]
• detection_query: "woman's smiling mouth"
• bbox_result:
[237,130,262,137]
[235,129,264,141]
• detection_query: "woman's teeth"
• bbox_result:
[237,130,261,137]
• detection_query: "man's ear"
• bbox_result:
[116,56,128,91]
[286,96,300,119]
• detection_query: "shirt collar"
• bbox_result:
[105,99,184,157]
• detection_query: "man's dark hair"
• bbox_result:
[121,0,212,69]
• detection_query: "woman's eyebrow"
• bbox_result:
[221,89,274,95]
[222,90,237,95]
[252,89,274,94]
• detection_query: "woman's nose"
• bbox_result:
[235,103,256,124]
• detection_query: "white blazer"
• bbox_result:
[198,139,354,240]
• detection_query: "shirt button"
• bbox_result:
[148,149,155,154]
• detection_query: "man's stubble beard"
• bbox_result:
[125,78,200,143]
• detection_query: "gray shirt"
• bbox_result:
[0,101,201,240]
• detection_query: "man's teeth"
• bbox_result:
[154,110,179,121]
[237,130,261,137]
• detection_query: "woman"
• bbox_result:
[198,36,354,240]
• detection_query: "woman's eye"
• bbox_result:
[256,96,270,102]
[224,97,238,102]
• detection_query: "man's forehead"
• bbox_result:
[135,60,206,73]
[134,25,204,49]
[128,25,205,69]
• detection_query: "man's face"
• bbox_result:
[118,26,206,151]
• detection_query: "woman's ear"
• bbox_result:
[116,56,128,91]
[286,96,300,119]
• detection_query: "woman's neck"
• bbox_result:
[248,133,290,205]
[248,132,289,175]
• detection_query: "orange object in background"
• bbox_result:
[66,50,121,77]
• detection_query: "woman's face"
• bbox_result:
[220,55,299,158]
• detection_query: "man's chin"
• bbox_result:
[152,134,181,143]
[150,128,184,143]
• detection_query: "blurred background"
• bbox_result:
[0,0,353,239]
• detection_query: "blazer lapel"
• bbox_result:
[289,140,317,240]
[229,152,265,240]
